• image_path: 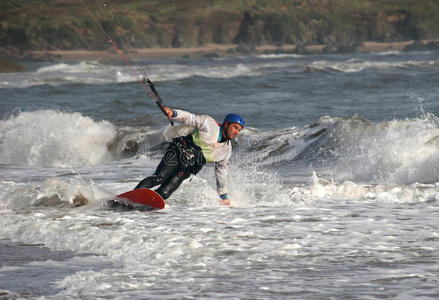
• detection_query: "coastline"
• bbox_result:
[4,39,439,62]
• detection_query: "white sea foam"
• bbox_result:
[148,62,258,81]
[330,114,439,184]
[239,114,439,186]
[374,50,402,56]
[3,56,435,90]
[310,58,438,73]
[0,61,261,89]
[290,172,439,204]
[36,61,101,74]
[1,146,438,299]
[0,61,129,89]
[0,177,110,211]
[257,53,304,59]
[0,110,117,167]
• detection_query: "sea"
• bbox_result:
[1,49,439,299]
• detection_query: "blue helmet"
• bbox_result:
[224,113,245,127]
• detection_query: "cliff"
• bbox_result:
[1,0,439,56]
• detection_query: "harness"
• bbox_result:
[172,134,206,174]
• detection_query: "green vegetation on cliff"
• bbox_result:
[1,0,438,53]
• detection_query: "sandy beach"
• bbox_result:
[7,39,439,61]
[27,44,238,61]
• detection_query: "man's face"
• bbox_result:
[225,122,243,139]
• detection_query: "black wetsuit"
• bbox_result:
[135,134,206,200]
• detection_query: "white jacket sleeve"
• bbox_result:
[215,159,228,196]
[215,148,231,196]
[173,109,211,132]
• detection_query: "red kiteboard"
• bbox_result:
[110,188,165,210]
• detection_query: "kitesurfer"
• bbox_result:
[135,107,245,206]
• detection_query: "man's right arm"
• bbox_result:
[167,108,216,133]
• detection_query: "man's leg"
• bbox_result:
[135,144,179,190]
[155,170,191,200]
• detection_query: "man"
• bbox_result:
[135,107,245,206]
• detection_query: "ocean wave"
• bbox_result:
[309,58,438,73]
[0,177,110,211]
[373,50,402,56]
[1,61,260,89]
[112,111,439,187]
[237,116,339,166]
[257,53,304,59]
[289,172,439,204]
[326,113,439,184]
[3,55,437,89]
[3,108,439,186]
[36,61,102,74]
[0,110,117,168]
[148,63,258,81]
[1,61,125,89]
[238,113,439,185]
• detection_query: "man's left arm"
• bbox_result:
[215,159,231,206]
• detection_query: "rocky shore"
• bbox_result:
[1,39,438,67]
[0,58,27,72]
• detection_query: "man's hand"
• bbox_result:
[220,198,231,206]
[164,107,174,119]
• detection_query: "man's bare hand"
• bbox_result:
[220,199,231,206]
[164,107,174,119]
